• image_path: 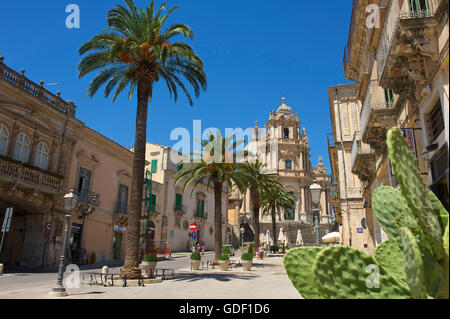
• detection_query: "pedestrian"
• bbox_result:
[196,244,201,254]
[186,240,190,252]
[257,246,264,260]
[201,243,206,256]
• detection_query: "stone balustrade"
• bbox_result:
[0,57,76,117]
[0,156,62,193]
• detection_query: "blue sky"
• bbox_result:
[0,0,353,170]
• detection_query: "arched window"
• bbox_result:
[13,133,30,163]
[34,142,49,170]
[283,128,290,139]
[285,159,292,170]
[0,125,9,156]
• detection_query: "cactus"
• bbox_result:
[400,227,427,299]
[375,238,406,282]
[313,246,411,299]
[283,127,448,299]
[372,187,418,239]
[387,127,445,259]
[283,247,324,299]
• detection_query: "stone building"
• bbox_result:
[229,97,334,248]
[0,57,134,268]
[327,85,379,255]
[141,143,230,253]
[328,0,449,254]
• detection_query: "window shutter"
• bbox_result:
[176,194,182,210]
[151,160,158,173]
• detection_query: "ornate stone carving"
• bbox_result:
[313,156,328,176]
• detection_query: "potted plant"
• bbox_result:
[241,252,253,271]
[141,253,157,277]
[190,252,201,270]
[218,253,230,271]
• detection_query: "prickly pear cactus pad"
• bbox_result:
[400,227,427,299]
[372,186,417,239]
[313,246,411,299]
[387,127,445,259]
[283,247,324,299]
[375,238,406,282]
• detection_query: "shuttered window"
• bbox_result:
[427,101,444,142]
[175,193,182,210]
[151,159,158,173]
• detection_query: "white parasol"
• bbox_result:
[322,232,340,244]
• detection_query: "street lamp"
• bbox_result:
[49,189,79,297]
[310,181,322,247]
[240,226,245,250]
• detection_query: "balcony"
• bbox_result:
[0,57,76,117]
[174,204,187,214]
[194,211,208,219]
[376,0,439,103]
[360,81,398,154]
[78,191,100,207]
[0,156,62,193]
[350,132,376,183]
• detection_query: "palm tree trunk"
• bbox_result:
[121,80,152,279]
[271,207,278,249]
[251,189,261,249]
[214,182,223,262]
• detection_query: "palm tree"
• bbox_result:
[175,131,243,261]
[234,161,278,250]
[261,180,296,249]
[78,0,206,278]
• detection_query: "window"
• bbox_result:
[0,125,9,156]
[283,128,290,139]
[197,200,205,217]
[384,89,395,107]
[409,0,430,12]
[34,142,49,170]
[77,167,91,202]
[151,159,158,173]
[117,184,129,214]
[285,159,292,170]
[13,133,30,163]
[427,101,444,142]
[175,193,183,211]
[150,194,157,212]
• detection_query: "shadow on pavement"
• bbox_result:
[169,272,256,283]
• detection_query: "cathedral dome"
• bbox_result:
[276,96,292,114]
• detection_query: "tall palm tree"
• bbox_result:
[234,161,277,250]
[78,0,206,278]
[261,180,296,249]
[175,131,243,261]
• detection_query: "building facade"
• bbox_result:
[229,98,334,248]
[0,57,133,268]
[329,0,449,254]
[141,143,230,253]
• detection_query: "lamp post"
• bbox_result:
[310,181,322,247]
[49,189,78,297]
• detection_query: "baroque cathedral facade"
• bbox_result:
[228,97,334,247]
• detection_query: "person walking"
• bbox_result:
[201,243,206,256]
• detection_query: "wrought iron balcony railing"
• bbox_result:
[376,0,434,81]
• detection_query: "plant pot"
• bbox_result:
[191,259,201,270]
[219,260,230,271]
[242,260,253,271]
[141,261,157,277]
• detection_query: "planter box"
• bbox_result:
[241,260,253,271]
[142,261,157,277]
[191,259,201,270]
[218,260,230,271]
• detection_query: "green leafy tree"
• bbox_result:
[78,0,206,278]
[261,180,296,248]
[175,131,243,261]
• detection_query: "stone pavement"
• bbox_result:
[0,255,301,299]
